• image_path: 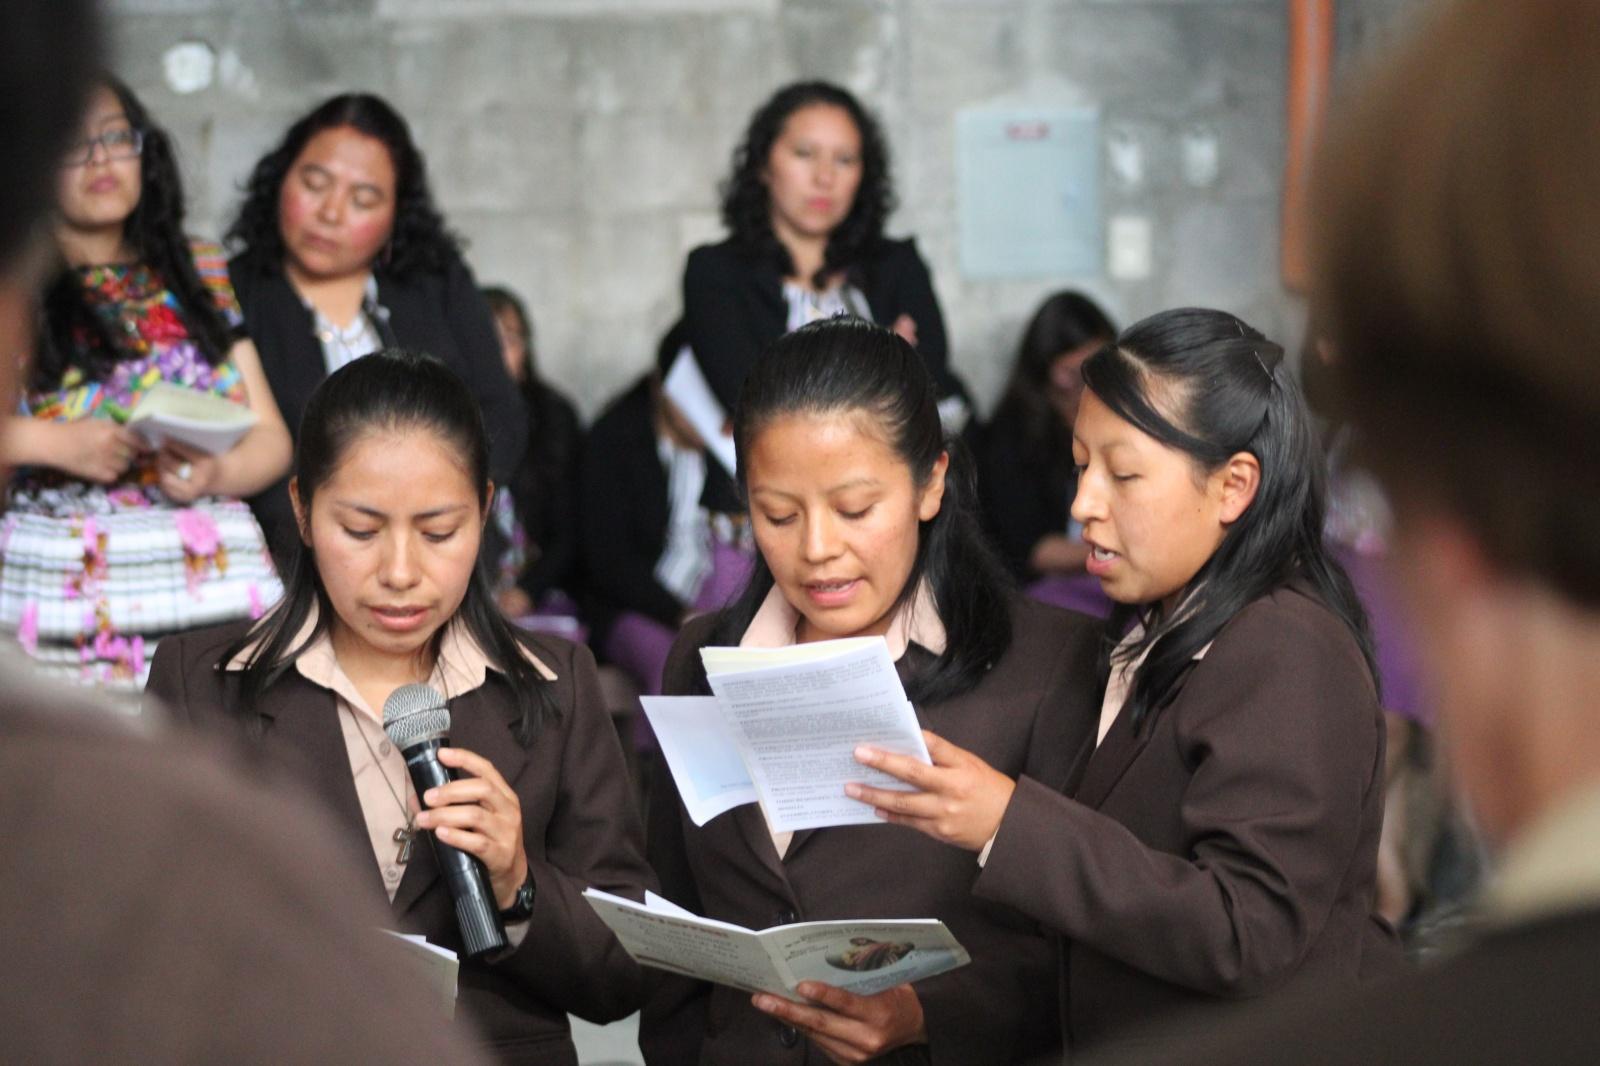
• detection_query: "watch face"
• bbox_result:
[503,876,535,921]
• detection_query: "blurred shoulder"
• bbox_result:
[1005,594,1104,661]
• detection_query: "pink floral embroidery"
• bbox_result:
[77,607,144,682]
[176,509,220,557]
[247,582,265,620]
[93,628,128,663]
[175,508,228,596]
[17,602,39,655]
[64,518,109,603]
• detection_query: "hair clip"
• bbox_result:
[1254,349,1277,385]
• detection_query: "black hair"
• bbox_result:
[705,317,1012,704]
[480,284,582,546]
[0,0,99,273]
[222,349,559,742]
[225,93,461,279]
[720,81,895,290]
[33,77,237,392]
[1086,308,1376,730]
[993,290,1117,464]
[480,285,534,378]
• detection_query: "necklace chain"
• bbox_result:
[343,702,416,864]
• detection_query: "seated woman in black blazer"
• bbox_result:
[684,80,968,510]
[580,322,718,698]
[144,351,652,1065]
[481,284,584,623]
[642,318,1102,1065]
[226,94,526,564]
[977,290,1116,617]
[852,308,1401,1057]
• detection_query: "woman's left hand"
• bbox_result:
[890,314,919,348]
[847,730,1017,852]
[753,983,925,1064]
[414,746,528,909]
[156,441,220,503]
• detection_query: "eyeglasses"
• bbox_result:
[60,128,144,167]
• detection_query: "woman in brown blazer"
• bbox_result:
[641,318,1102,1064]
[145,351,653,1066]
[851,308,1400,1058]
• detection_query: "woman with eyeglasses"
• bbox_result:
[226,94,526,568]
[0,77,291,688]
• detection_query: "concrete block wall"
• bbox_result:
[104,0,1426,418]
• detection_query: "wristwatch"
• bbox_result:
[499,870,536,923]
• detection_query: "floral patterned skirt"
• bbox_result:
[0,481,282,689]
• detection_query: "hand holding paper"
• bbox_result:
[662,347,738,477]
[849,730,1019,852]
[639,636,932,832]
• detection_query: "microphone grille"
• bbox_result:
[382,683,450,748]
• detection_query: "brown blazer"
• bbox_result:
[1,675,487,1064]
[1082,906,1600,1066]
[146,620,655,1066]
[641,596,1104,1065]
[975,582,1400,1058]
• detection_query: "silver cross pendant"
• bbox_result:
[393,824,415,865]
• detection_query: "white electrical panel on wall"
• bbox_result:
[956,107,1102,280]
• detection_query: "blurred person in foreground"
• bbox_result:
[1087,2,1600,1062]
[0,4,484,1061]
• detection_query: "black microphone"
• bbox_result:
[382,683,508,958]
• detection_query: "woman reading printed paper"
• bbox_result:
[642,317,1101,1065]
[850,309,1400,1056]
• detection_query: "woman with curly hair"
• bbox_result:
[225,93,526,563]
[0,78,291,688]
[682,81,961,515]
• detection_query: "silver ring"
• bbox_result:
[176,462,192,481]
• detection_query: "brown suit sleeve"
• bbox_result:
[639,620,717,1065]
[1,698,487,1064]
[491,639,656,1022]
[976,598,1383,996]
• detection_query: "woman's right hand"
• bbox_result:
[1029,533,1092,576]
[53,420,146,483]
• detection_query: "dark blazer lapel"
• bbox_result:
[784,827,820,860]
[730,803,793,894]
[1071,699,1154,810]
[392,684,530,918]
[256,674,391,902]
[1074,662,1197,808]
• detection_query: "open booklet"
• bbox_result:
[639,636,930,832]
[583,889,969,1000]
[126,381,257,454]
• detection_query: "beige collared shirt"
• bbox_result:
[740,581,947,858]
[226,610,555,902]
[1096,622,1213,749]
[1485,782,1600,927]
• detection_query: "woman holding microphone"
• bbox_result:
[145,350,652,1065]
